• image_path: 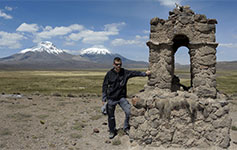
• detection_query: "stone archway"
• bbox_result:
[171,34,191,91]
[147,5,218,98]
[130,6,231,149]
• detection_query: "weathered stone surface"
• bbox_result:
[150,119,160,128]
[179,16,193,24]
[148,108,159,116]
[134,116,146,124]
[214,107,227,117]
[198,54,216,66]
[131,106,145,117]
[131,89,231,148]
[150,17,159,25]
[194,14,207,23]
[155,129,173,143]
[213,114,232,128]
[196,138,210,148]
[131,97,146,109]
[195,23,214,33]
[130,5,231,149]
[195,86,217,98]
[147,6,218,97]
[208,19,218,24]
[199,33,216,41]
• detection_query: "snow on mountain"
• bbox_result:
[19,41,65,55]
[0,42,148,69]
[80,47,111,55]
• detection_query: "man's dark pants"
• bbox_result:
[107,98,131,133]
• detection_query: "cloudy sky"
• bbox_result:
[0,0,237,64]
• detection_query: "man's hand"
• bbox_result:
[146,70,151,76]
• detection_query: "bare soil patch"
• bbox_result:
[0,94,237,150]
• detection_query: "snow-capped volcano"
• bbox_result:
[0,42,148,70]
[0,41,76,68]
[80,47,111,55]
[20,41,65,54]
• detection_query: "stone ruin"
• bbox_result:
[129,6,232,149]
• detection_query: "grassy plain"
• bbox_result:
[0,69,236,96]
[176,69,237,95]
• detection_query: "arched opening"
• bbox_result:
[171,35,191,92]
[173,34,189,51]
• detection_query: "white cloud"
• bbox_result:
[219,43,237,49]
[157,0,182,7]
[16,23,39,33]
[37,24,84,40]
[104,22,126,35]
[0,9,12,19]
[111,35,149,47]
[67,22,125,44]
[68,30,109,44]
[63,49,79,55]
[69,24,85,31]
[135,35,149,40]
[44,26,53,31]
[5,6,13,11]
[91,45,107,49]
[38,26,72,39]
[143,30,150,34]
[0,31,25,49]
[4,22,125,47]
[64,41,76,46]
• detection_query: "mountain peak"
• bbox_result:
[19,41,65,55]
[80,47,111,55]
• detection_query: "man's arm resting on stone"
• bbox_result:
[128,70,151,78]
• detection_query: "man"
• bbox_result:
[102,57,151,139]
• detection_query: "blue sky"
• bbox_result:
[0,0,237,64]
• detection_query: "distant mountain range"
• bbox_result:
[175,61,237,70]
[0,41,236,70]
[0,41,148,70]
[216,61,237,70]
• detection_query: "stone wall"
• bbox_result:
[146,5,217,98]
[130,88,231,149]
[130,6,231,149]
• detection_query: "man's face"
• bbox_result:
[113,60,122,72]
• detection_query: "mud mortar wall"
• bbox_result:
[130,89,231,148]
[146,5,218,98]
[130,6,232,149]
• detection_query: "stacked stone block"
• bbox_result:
[130,88,231,148]
[146,5,217,98]
[130,6,231,149]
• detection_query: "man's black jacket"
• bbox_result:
[102,68,146,101]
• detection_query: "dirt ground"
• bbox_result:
[0,94,237,150]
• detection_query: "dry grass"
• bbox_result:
[6,112,32,121]
[90,114,103,120]
[72,122,87,131]
[7,104,30,109]
[36,114,49,119]
[70,133,82,139]
[176,69,237,95]
[232,125,237,131]
[0,70,105,96]
[0,128,12,136]
[112,139,122,145]
[0,69,236,96]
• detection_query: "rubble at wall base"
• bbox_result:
[130,87,232,149]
